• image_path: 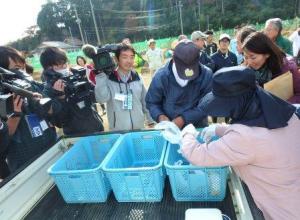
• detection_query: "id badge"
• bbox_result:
[123,93,133,110]
[77,101,85,109]
[114,93,126,101]
[25,114,44,138]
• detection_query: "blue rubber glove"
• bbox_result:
[200,124,217,143]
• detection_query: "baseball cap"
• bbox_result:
[191,31,208,41]
[147,38,156,45]
[219,33,231,41]
[173,40,200,80]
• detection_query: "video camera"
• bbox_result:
[82,44,120,75]
[0,67,51,118]
[43,67,91,101]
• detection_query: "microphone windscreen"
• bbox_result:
[82,44,97,59]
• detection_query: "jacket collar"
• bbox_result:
[109,69,140,83]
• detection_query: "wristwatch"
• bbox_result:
[12,111,23,117]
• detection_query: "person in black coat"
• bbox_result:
[0,119,10,179]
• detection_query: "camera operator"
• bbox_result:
[94,43,155,131]
[40,47,104,135]
[0,46,57,173]
[0,119,9,180]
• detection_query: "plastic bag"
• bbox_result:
[154,121,182,144]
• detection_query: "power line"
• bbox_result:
[81,22,178,32]
[92,5,178,14]
[83,21,178,34]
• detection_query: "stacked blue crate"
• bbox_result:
[164,136,229,201]
[102,131,167,202]
[48,134,121,203]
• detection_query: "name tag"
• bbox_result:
[40,120,49,131]
[25,114,44,138]
[114,93,126,101]
[77,101,85,109]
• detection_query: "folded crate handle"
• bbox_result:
[68,175,81,179]
[188,170,205,175]
[124,174,142,189]
[141,135,154,140]
[100,138,110,143]
[188,170,207,187]
[124,173,140,177]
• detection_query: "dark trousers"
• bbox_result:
[212,117,230,123]
[0,159,10,179]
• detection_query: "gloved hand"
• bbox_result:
[154,121,181,144]
[200,124,217,143]
[181,124,199,138]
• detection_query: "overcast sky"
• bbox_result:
[0,0,47,45]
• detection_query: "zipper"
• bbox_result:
[113,112,116,128]
[125,83,134,130]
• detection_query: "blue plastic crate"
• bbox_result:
[102,131,167,202]
[48,134,121,203]
[164,136,228,202]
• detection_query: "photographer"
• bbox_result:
[94,43,155,131]
[0,46,57,173]
[40,47,104,135]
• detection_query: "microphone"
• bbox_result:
[0,67,16,77]
[82,44,97,59]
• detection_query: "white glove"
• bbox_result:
[181,124,199,138]
[200,124,217,143]
[154,121,181,144]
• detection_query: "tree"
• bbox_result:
[8,0,299,50]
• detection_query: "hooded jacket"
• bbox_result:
[95,70,154,131]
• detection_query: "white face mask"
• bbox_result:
[172,63,189,87]
[12,68,33,81]
[55,68,70,76]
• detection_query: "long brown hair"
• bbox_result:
[242,32,285,74]
[0,46,25,69]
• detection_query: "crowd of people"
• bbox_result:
[1,16,300,220]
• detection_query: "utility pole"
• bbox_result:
[198,0,201,30]
[68,27,74,46]
[74,5,85,44]
[221,0,224,15]
[179,1,183,34]
[98,15,106,43]
[206,15,210,30]
[89,0,101,45]
[84,30,89,44]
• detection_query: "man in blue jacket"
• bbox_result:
[145,40,213,129]
[211,33,238,72]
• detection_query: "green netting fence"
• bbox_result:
[27,17,300,73]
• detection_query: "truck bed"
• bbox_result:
[0,133,264,220]
[25,180,237,220]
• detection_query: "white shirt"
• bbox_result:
[289,30,300,56]
[146,48,163,70]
